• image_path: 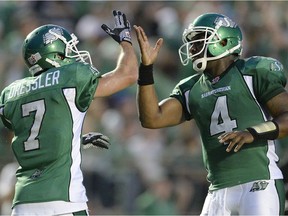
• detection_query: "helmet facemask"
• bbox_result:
[179,27,218,72]
[47,28,93,67]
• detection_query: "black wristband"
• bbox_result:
[246,120,279,141]
[138,63,154,85]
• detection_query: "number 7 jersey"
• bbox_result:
[170,56,286,191]
[0,62,100,207]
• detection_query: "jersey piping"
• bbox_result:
[63,88,87,202]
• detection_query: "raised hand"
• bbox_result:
[101,10,132,44]
[134,25,163,65]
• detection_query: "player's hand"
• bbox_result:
[101,10,132,44]
[218,130,254,152]
[82,132,110,149]
[134,25,163,65]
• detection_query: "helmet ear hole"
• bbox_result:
[208,38,239,57]
[57,54,65,60]
[220,39,227,47]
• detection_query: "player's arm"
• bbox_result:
[138,87,185,128]
[134,25,185,129]
[266,91,288,138]
[94,10,138,97]
[219,58,288,152]
[219,91,288,152]
[0,104,14,144]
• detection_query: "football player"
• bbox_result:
[134,13,288,215]
[0,10,137,215]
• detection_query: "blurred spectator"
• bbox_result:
[0,161,18,215]
[0,1,288,215]
[135,177,178,215]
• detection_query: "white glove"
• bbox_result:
[82,132,110,149]
[101,10,132,44]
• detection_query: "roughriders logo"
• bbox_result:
[214,16,237,29]
[270,60,283,71]
[249,181,269,192]
[43,27,63,44]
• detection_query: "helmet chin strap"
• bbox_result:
[192,43,241,73]
[193,58,207,73]
[192,45,209,73]
[45,58,61,67]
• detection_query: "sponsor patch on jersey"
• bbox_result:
[249,180,269,192]
[201,86,231,98]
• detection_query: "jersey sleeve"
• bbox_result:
[74,63,100,111]
[251,57,287,104]
[0,90,12,130]
[169,76,197,121]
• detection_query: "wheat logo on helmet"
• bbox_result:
[43,27,63,45]
[23,24,97,76]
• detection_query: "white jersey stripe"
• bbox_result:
[63,88,88,203]
[243,75,267,120]
[243,75,283,180]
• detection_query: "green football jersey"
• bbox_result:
[0,62,100,206]
[170,56,286,191]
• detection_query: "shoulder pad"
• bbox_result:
[176,74,201,90]
[179,74,200,84]
[244,56,284,72]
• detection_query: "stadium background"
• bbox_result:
[0,1,288,215]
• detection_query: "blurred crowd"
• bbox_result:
[0,1,288,215]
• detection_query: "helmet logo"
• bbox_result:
[43,27,63,44]
[214,16,237,29]
[28,52,42,65]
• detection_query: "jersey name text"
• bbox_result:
[8,70,60,99]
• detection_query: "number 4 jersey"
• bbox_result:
[0,62,100,207]
[170,56,286,191]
